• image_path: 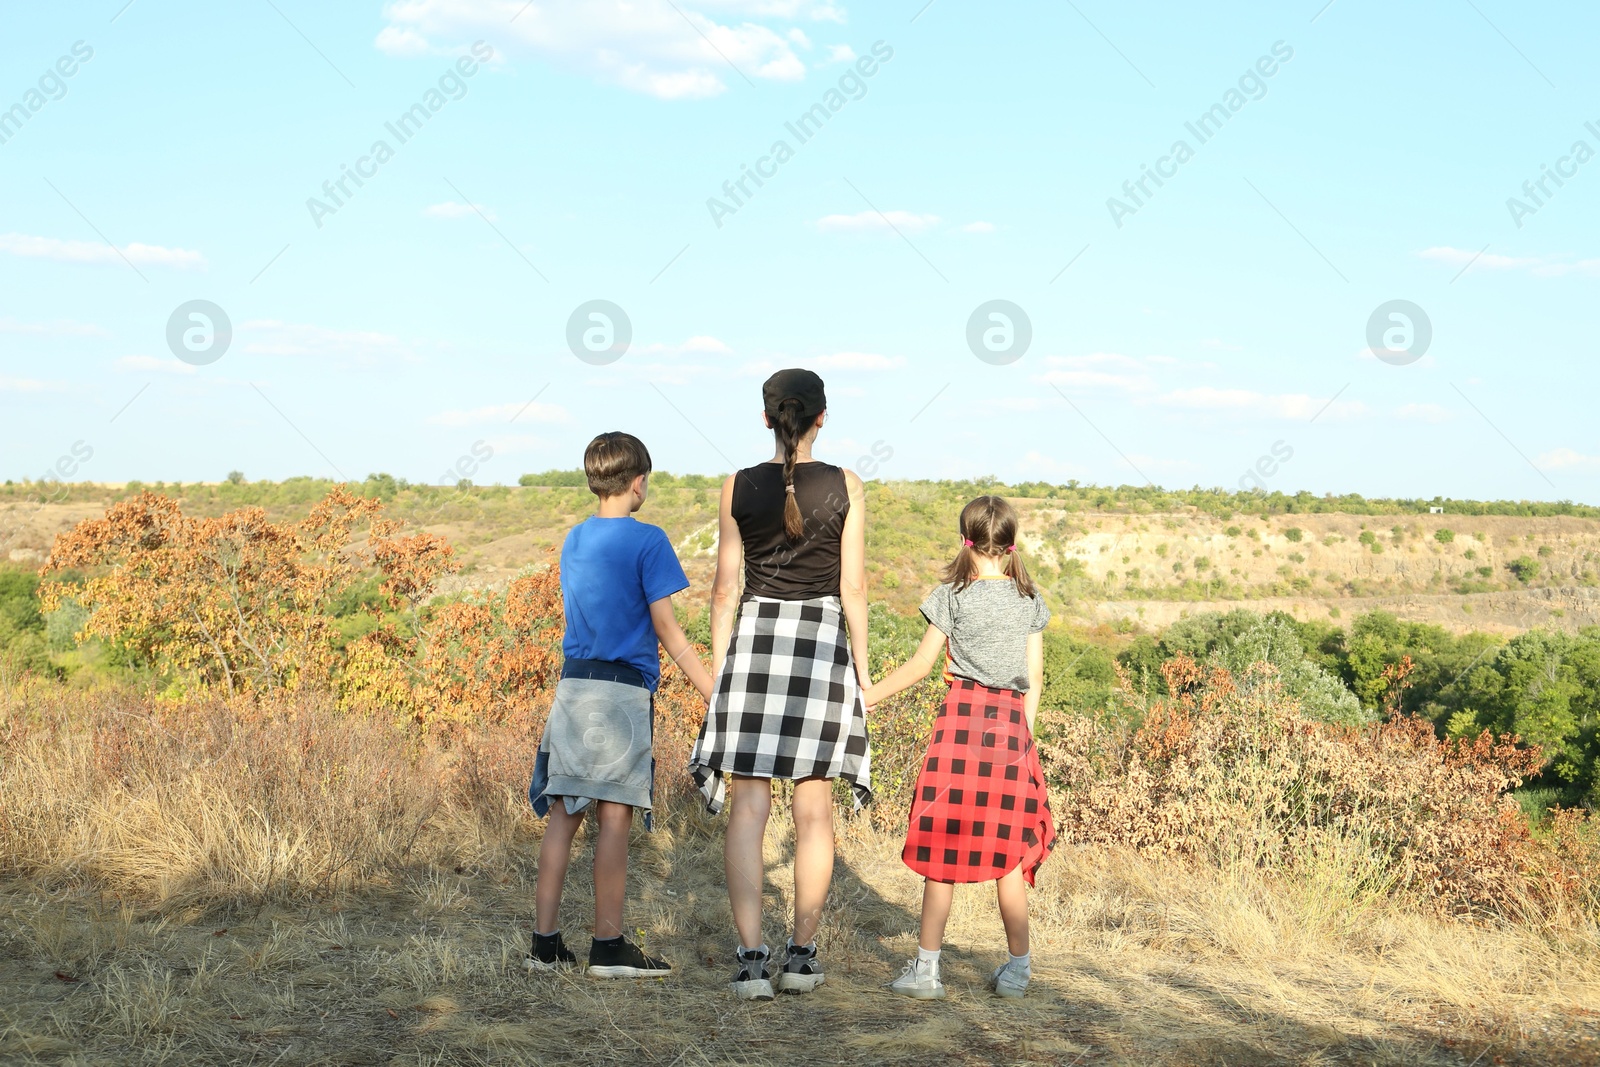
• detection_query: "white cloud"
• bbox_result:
[1532,259,1600,277]
[423,200,496,221]
[0,317,110,337]
[240,319,412,361]
[1155,387,1367,421]
[0,233,206,270]
[1035,353,1157,394]
[820,43,855,64]
[1538,448,1600,472]
[1417,246,1540,271]
[0,377,58,392]
[814,210,940,234]
[1418,246,1600,277]
[376,0,831,99]
[632,335,734,356]
[1199,338,1243,352]
[117,355,196,375]
[808,351,904,371]
[960,221,995,234]
[428,401,571,427]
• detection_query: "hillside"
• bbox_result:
[6,477,1600,635]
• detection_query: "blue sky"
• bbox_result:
[2,0,1596,501]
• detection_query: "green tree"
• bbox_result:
[1040,630,1116,717]
[1507,556,1540,583]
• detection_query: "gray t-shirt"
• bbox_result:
[920,578,1051,692]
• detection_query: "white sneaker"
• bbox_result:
[889,958,946,1000]
[730,947,774,1001]
[990,959,1029,998]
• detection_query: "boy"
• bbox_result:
[527,431,714,977]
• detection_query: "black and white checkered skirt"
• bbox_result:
[688,595,872,815]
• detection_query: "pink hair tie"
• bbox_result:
[1005,545,1019,553]
[961,538,973,547]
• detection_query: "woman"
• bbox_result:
[688,368,872,1002]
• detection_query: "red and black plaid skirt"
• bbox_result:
[902,677,1056,886]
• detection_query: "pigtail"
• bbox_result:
[1003,546,1036,598]
[941,541,978,593]
[774,398,807,540]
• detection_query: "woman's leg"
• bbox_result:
[789,776,835,947]
[995,865,1030,957]
[725,776,773,949]
[918,878,956,952]
[534,801,585,934]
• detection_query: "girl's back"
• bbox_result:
[921,578,1049,693]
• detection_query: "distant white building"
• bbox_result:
[1428,506,1444,514]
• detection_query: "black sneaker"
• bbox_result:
[587,936,673,979]
[524,931,577,973]
[776,941,824,994]
[731,946,774,1001]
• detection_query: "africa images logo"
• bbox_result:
[304,42,495,229]
[705,41,895,229]
[1105,41,1294,229]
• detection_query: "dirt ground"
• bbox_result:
[3,812,1597,1067]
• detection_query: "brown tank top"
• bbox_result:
[732,461,850,600]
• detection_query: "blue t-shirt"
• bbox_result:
[560,516,689,690]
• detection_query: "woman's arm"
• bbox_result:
[864,623,946,707]
[1023,630,1044,734]
[651,596,714,701]
[708,474,743,678]
[838,469,871,691]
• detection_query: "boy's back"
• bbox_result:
[527,431,712,981]
[560,515,687,689]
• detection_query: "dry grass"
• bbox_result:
[3,684,1600,1066]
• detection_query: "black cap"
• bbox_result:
[762,368,827,419]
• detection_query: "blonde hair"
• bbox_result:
[941,495,1035,597]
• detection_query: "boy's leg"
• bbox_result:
[534,801,585,935]
[789,776,835,948]
[725,776,773,949]
[592,800,633,940]
[918,878,956,953]
[995,865,1030,957]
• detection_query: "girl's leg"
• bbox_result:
[918,878,956,952]
[725,776,773,949]
[789,777,835,947]
[591,801,633,940]
[534,802,585,934]
[995,865,1030,957]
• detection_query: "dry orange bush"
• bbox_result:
[1043,655,1599,919]
[38,488,453,697]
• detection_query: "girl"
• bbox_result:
[864,495,1055,1000]
[688,368,873,1001]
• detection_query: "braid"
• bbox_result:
[776,399,806,540]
